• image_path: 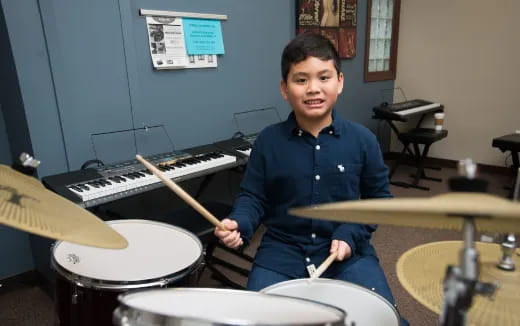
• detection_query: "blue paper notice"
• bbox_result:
[183,18,225,55]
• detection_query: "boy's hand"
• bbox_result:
[330,239,352,261]
[214,218,243,249]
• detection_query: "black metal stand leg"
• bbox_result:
[195,173,216,199]
[203,243,251,289]
[403,143,429,191]
[389,144,408,179]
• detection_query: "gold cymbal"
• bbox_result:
[0,165,127,248]
[290,193,520,233]
[397,241,520,325]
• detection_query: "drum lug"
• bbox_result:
[71,286,79,304]
[159,278,169,288]
[71,293,78,305]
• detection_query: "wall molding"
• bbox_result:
[384,152,515,176]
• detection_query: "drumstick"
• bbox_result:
[136,154,228,231]
[310,251,338,280]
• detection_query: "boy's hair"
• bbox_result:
[281,32,341,82]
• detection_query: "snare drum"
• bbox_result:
[113,288,346,326]
[262,279,400,326]
[52,219,203,326]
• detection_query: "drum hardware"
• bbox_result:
[497,234,516,271]
[159,278,169,288]
[19,152,41,168]
[0,164,127,248]
[291,158,520,326]
[71,286,80,305]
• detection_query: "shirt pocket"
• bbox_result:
[327,163,362,200]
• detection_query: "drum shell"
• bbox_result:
[262,278,401,326]
[52,220,204,326]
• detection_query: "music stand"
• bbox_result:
[90,125,175,166]
[233,106,282,140]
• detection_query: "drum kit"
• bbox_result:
[1,155,519,326]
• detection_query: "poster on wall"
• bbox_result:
[145,16,217,70]
[296,0,357,59]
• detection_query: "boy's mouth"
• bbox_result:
[304,99,324,106]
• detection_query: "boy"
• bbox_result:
[216,33,404,323]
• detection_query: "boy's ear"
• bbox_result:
[280,79,289,100]
[337,72,344,95]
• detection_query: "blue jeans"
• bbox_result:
[247,256,409,326]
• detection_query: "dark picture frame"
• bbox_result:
[296,0,358,59]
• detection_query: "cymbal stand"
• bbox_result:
[440,159,497,326]
[11,152,40,176]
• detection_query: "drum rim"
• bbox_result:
[51,219,203,290]
[261,278,401,324]
[114,287,346,326]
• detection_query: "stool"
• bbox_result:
[492,133,520,198]
[390,128,448,191]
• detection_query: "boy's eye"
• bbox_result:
[295,78,307,84]
[320,75,331,81]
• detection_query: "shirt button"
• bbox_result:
[315,145,320,150]
[305,257,311,263]
[315,175,320,181]
[311,233,316,239]
[298,130,303,136]
[329,130,333,135]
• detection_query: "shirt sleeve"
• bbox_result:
[360,131,392,200]
[228,138,268,242]
[332,129,392,253]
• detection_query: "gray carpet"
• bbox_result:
[0,163,514,326]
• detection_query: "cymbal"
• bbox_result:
[290,193,520,233]
[397,241,520,325]
[0,165,127,248]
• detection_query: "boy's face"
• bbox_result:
[280,56,344,122]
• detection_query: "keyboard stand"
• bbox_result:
[384,114,448,191]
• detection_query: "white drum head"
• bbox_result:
[262,279,400,326]
[53,220,202,282]
[118,288,345,325]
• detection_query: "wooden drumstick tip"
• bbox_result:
[309,251,338,281]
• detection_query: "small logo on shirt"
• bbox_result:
[337,164,345,172]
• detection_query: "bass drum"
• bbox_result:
[262,278,401,326]
[52,219,203,326]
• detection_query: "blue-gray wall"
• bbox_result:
[0,5,35,279]
[0,105,35,279]
[0,0,392,279]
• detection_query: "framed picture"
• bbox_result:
[296,0,358,59]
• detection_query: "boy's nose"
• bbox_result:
[306,80,320,93]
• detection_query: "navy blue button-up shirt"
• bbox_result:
[229,110,392,278]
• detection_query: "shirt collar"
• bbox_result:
[284,110,341,139]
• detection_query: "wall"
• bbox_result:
[0,6,35,279]
[0,105,34,279]
[394,0,520,166]
[0,0,394,279]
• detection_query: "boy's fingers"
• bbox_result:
[221,218,238,230]
[330,239,339,253]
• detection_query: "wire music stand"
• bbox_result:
[233,107,282,138]
[89,124,175,166]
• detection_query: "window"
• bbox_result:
[364,0,401,82]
